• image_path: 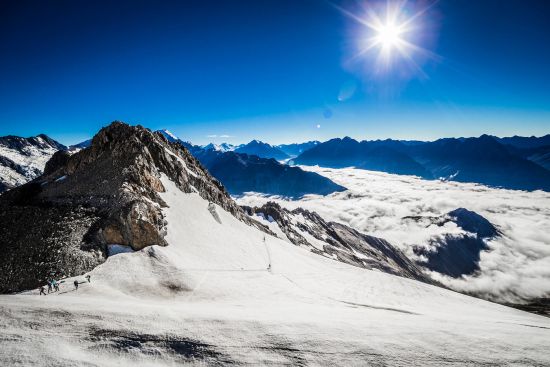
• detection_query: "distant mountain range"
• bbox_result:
[161,130,298,160]
[2,129,549,194]
[294,137,432,178]
[294,134,550,191]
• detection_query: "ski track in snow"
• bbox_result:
[1,175,550,366]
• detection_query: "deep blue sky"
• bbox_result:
[0,0,549,145]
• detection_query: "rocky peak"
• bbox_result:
[0,121,268,293]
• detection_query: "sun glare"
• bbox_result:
[375,21,403,50]
[336,0,438,73]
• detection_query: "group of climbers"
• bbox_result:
[38,274,91,295]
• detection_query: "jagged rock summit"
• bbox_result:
[0,122,265,293]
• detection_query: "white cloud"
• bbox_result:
[206,134,233,139]
[236,166,550,303]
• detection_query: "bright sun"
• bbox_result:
[336,1,438,75]
[375,21,403,50]
[337,1,428,68]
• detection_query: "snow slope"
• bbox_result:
[1,175,549,366]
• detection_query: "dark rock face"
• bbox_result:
[243,202,432,283]
[43,150,72,175]
[0,122,268,293]
[410,208,499,278]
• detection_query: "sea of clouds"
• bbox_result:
[236,166,550,304]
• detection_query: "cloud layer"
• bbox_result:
[237,166,550,303]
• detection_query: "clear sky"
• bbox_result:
[0,0,549,145]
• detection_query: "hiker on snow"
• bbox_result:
[47,280,52,293]
[39,286,46,296]
[52,279,59,292]
[74,280,79,290]
[85,275,91,283]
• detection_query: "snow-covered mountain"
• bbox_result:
[0,134,66,193]
[158,129,179,143]
[202,142,237,152]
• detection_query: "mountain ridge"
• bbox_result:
[294,134,550,191]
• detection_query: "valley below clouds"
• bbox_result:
[237,166,550,304]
